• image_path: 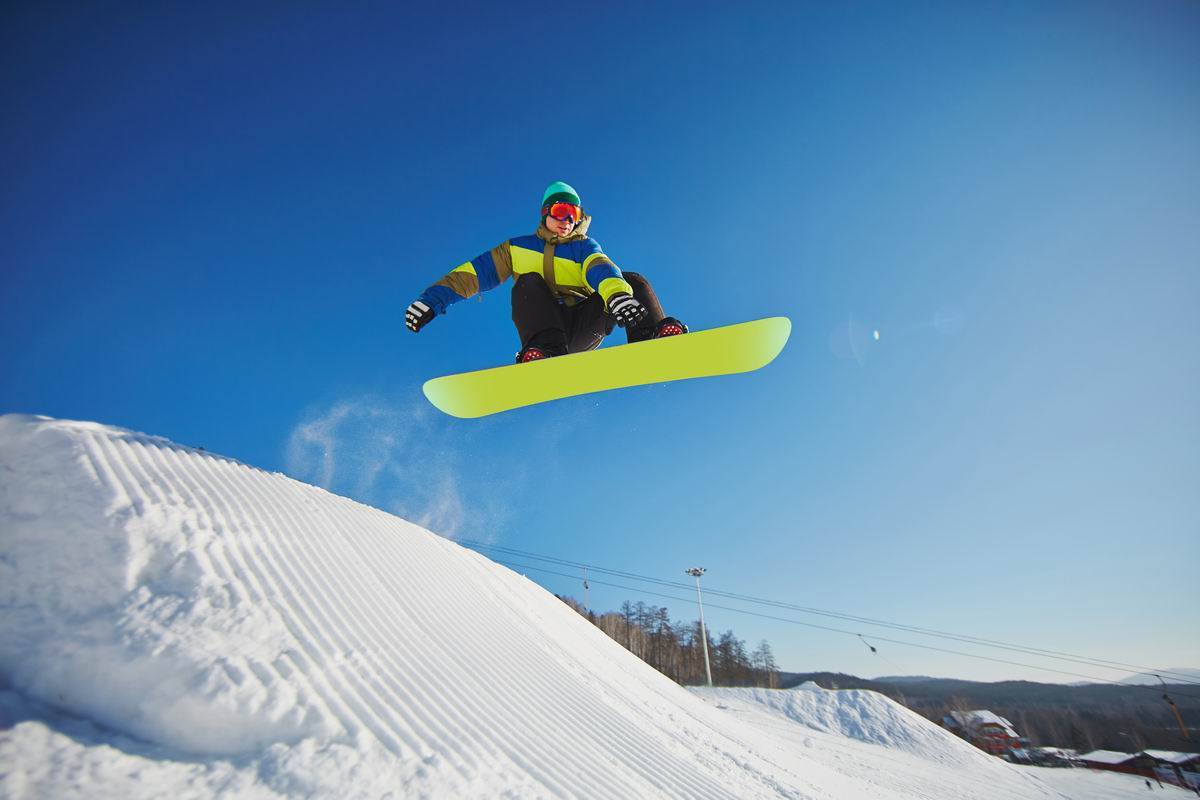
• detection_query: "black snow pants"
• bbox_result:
[511,272,666,354]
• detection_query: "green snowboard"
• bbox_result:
[423,316,791,418]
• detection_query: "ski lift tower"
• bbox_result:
[685,567,713,687]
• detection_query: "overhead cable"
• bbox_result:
[492,556,1200,701]
[456,538,1200,689]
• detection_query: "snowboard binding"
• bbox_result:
[653,317,688,338]
[515,344,566,364]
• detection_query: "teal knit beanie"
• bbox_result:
[542,180,581,209]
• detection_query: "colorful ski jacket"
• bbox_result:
[416,215,633,316]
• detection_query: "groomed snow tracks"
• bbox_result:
[0,417,796,798]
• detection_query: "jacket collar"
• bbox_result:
[536,213,592,244]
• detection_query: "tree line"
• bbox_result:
[558,596,780,688]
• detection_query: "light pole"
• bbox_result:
[686,567,713,687]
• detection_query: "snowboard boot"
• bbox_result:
[652,317,688,338]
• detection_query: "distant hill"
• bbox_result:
[776,671,1200,752]
[1118,668,1200,685]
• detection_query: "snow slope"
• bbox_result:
[1,415,1186,799]
[693,684,998,768]
[690,686,1194,800]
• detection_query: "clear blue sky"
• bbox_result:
[3,1,1197,682]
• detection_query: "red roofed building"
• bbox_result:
[942,710,1028,758]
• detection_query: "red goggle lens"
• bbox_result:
[546,202,581,223]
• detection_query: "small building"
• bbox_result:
[942,710,1028,758]
[1142,751,1200,790]
[1078,750,1141,774]
[1078,750,1182,785]
[1078,750,1200,788]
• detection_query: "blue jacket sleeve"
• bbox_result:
[418,242,514,314]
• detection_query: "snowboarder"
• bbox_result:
[405,181,687,362]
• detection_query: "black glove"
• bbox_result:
[405,300,435,333]
[607,293,647,328]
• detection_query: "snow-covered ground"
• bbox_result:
[1,415,1191,799]
[689,687,1194,800]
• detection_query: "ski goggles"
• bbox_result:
[544,201,582,223]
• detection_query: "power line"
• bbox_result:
[470,539,1200,683]
[492,556,1200,701]
[470,539,1200,684]
[456,538,1200,688]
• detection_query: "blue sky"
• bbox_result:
[3,1,1197,682]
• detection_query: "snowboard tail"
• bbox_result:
[423,316,791,418]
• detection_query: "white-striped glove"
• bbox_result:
[405,300,435,333]
[607,293,647,328]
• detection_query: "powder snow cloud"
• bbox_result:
[284,396,502,541]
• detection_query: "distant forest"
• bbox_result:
[779,672,1200,753]
[558,597,780,688]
